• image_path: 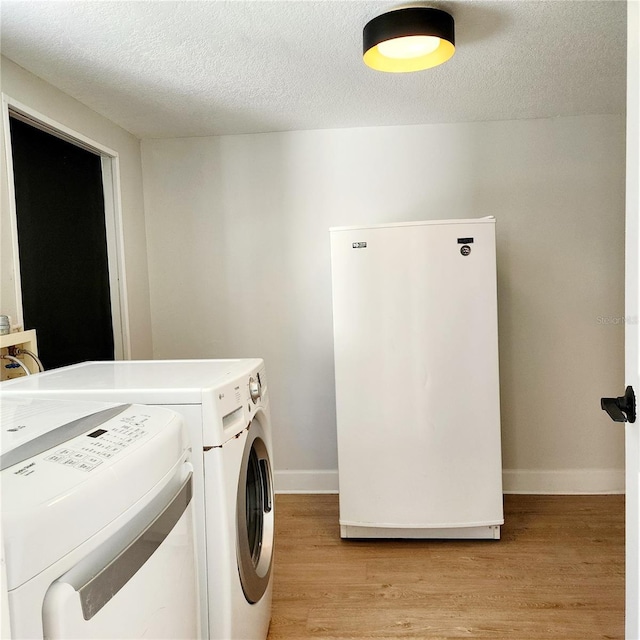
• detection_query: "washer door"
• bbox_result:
[236,416,274,604]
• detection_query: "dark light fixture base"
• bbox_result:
[363,7,455,72]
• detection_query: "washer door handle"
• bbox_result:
[259,457,272,513]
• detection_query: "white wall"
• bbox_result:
[142,114,626,493]
[0,56,153,358]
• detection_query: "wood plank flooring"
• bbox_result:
[267,494,624,640]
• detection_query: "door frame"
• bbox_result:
[1,94,131,360]
[626,2,640,637]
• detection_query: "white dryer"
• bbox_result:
[0,396,198,640]
[1,359,275,640]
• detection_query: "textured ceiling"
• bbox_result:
[0,0,627,138]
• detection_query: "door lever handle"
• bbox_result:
[601,385,636,423]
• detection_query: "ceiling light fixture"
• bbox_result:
[363,7,455,73]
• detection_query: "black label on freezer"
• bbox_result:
[457,237,474,244]
[352,242,367,249]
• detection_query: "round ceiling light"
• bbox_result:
[363,7,455,73]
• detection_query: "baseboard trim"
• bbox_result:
[274,468,625,495]
[502,468,625,495]
[274,470,339,494]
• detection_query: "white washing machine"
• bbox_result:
[1,359,275,640]
[0,395,198,640]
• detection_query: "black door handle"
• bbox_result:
[601,385,636,423]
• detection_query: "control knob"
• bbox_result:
[249,377,261,403]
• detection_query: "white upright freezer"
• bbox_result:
[330,217,504,539]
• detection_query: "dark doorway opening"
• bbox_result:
[9,116,115,370]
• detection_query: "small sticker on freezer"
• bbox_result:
[352,242,367,249]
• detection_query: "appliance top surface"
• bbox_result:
[0,359,263,397]
[0,395,184,507]
[0,395,122,456]
[330,216,495,232]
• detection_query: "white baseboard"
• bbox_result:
[274,468,625,495]
[502,468,625,494]
[274,470,339,494]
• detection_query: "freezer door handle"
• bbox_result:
[601,386,636,423]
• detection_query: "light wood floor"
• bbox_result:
[267,494,624,640]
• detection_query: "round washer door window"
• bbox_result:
[236,418,274,603]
